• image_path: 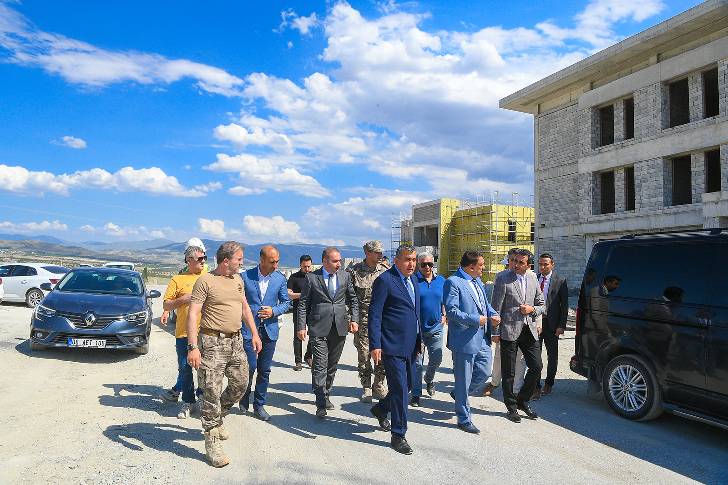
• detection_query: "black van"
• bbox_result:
[570,230,728,429]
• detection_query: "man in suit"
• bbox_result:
[491,248,545,423]
[444,251,500,434]
[534,253,569,397]
[240,245,291,421]
[296,246,359,418]
[369,244,421,455]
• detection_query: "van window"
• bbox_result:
[604,243,723,306]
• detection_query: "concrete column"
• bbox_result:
[614,100,625,143]
[614,167,626,212]
[721,144,728,192]
[634,84,659,139]
[719,59,728,117]
[635,158,664,211]
[691,152,705,202]
[660,83,671,130]
[688,72,704,122]
[591,173,601,215]
[663,158,674,207]
[589,108,600,150]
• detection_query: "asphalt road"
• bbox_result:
[0,288,726,484]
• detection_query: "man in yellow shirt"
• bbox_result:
[160,245,207,418]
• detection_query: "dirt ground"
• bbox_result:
[0,286,726,484]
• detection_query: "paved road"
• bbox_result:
[0,289,726,484]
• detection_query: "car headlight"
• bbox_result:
[125,311,148,325]
[35,304,56,319]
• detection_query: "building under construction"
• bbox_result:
[397,195,535,282]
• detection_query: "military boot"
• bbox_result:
[373,380,388,400]
[361,387,373,403]
[217,424,230,440]
[204,427,230,468]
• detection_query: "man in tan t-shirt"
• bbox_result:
[186,241,262,468]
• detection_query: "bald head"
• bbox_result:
[259,245,280,276]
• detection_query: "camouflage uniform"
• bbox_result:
[198,332,249,431]
[349,259,390,395]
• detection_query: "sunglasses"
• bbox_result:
[420,262,434,268]
[192,255,207,263]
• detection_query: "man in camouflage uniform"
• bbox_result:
[348,240,391,402]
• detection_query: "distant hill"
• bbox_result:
[80,238,175,251]
[0,233,67,244]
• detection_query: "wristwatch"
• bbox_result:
[187,343,198,351]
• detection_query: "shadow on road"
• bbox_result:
[15,339,139,363]
[99,383,184,418]
[151,316,176,337]
[103,422,205,461]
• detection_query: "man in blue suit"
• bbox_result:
[444,251,500,434]
[369,244,421,455]
[240,245,291,421]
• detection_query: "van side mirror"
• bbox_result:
[147,290,161,298]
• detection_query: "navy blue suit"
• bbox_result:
[369,266,421,438]
[240,267,291,410]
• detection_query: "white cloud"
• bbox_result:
[79,224,95,233]
[214,123,293,153]
[104,222,126,237]
[0,3,243,96]
[54,135,87,149]
[243,215,302,242]
[279,10,320,35]
[0,219,68,234]
[197,218,227,239]
[0,164,220,197]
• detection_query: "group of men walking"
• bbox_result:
[160,238,568,466]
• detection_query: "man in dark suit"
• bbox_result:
[368,244,421,455]
[534,253,569,397]
[296,247,359,418]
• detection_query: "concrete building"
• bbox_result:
[500,0,728,293]
[398,198,534,282]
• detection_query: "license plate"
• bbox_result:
[67,338,106,348]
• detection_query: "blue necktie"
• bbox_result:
[327,274,335,299]
[473,278,485,311]
[405,276,415,306]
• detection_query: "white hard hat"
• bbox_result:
[186,237,206,252]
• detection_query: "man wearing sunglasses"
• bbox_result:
[160,245,207,418]
[409,253,446,407]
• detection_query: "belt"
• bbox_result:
[200,328,240,338]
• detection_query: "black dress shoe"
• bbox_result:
[391,435,413,455]
[457,422,480,434]
[239,400,250,412]
[506,410,521,423]
[315,407,327,418]
[253,406,271,422]
[370,405,391,431]
[325,397,334,410]
[517,401,538,419]
[293,363,303,371]
[426,382,435,397]
[449,390,456,401]
[409,396,420,407]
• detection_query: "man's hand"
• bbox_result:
[441,314,447,326]
[520,304,535,315]
[251,335,263,354]
[537,322,543,335]
[349,321,358,333]
[479,315,487,327]
[187,348,201,369]
[160,311,169,326]
[492,336,501,344]
[490,314,501,327]
[555,327,565,336]
[371,349,382,365]
[297,329,307,341]
[258,306,273,320]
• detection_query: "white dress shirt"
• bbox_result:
[516,273,526,300]
[258,266,273,300]
[539,272,552,302]
[321,267,337,293]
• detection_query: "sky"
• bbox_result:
[0,0,701,246]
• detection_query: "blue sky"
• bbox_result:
[0,0,700,245]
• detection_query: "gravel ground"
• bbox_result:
[1,286,727,484]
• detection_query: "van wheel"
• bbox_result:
[26,289,43,308]
[602,354,663,421]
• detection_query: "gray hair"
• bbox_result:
[184,245,204,261]
[417,252,434,261]
[216,241,243,264]
[395,244,416,258]
[322,246,340,262]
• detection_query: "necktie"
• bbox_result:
[540,276,546,292]
[405,277,415,306]
[473,278,485,309]
[327,273,335,298]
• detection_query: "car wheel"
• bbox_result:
[26,288,43,308]
[602,354,663,421]
[135,343,149,355]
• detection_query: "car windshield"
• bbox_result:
[42,265,70,274]
[56,271,143,296]
[0,266,11,277]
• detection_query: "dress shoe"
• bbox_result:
[370,405,391,431]
[482,383,495,397]
[305,356,313,368]
[409,396,420,407]
[517,401,538,419]
[506,410,522,423]
[325,397,334,410]
[449,390,456,401]
[457,422,480,434]
[542,383,553,395]
[531,388,542,400]
[293,362,303,371]
[391,435,413,455]
[239,399,249,412]
[253,406,271,422]
[426,381,435,397]
[316,407,327,418]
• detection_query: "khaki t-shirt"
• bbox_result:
[191,272,244,333]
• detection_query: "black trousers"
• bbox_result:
[538,319,559,388]
[294,336,313,364]
[310,324,346,408]
[501,324,542,412]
